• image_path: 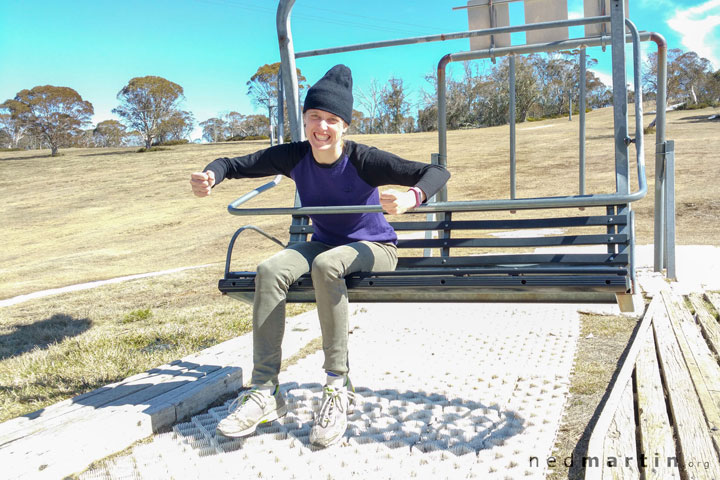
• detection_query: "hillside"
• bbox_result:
[1,105,718,301]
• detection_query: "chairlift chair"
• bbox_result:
[217,0,673,313]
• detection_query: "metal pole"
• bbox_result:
[277,0,308,241]
[509,55,517,199]
[579,48,587,195]
[276,0,303,142]
[652,33,668,272]
[664,140,676,279]
[277,69,284,144]
[610,0,629,195]
[295,16,612,59]
[437,55,450,180]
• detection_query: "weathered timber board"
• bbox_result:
[1,366,241,480]
[706,292,720,318]
[585,297,656,480]
[0,359,193,442]
[654,293,720,479]
[635,331,681,479]
[0,362,222,446]
[663,291,720,456]
[690,293,720,358]
[602,380,639,480]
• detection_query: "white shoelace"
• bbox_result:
[316,386,355,426]
[228,389,266,414]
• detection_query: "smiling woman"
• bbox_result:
[189,63,450,447]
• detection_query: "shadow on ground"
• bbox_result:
[0,313,92,360]
[184,382,526,457]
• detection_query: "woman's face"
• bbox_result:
[304,109,346,153]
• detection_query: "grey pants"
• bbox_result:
[251,240,398,386]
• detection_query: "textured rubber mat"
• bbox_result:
[80,303,579,479]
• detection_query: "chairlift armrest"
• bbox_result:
[227,175,284,214]
[224,225,286,277]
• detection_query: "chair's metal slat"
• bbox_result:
[397,233,627,249]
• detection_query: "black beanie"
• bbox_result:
[303,64,353,125]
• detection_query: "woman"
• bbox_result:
[190,64,449,448]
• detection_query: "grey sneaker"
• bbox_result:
[216,386,287,438]
[309,378,355,447]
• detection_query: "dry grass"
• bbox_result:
[0,264,313,421]
[2,106,719,300]
[0,107,718,439]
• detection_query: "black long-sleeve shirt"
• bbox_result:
[205,140,450,245]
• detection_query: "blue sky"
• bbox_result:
[1,0,718,141]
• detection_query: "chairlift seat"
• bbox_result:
[219,206,634,309]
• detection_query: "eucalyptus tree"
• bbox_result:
[2,85,93,156]
[113,76,185,149]
[93,119,127,147]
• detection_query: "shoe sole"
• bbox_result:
[216,403,288,438]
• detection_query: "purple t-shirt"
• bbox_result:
[290,150,396,245]
[205,140,450,246]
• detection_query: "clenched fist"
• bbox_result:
[380,189,420,215]
[190,171,215,197]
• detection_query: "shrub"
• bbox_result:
[158,139,189,146]
[121,308,153,324]
[677,101,718,111]
[225,135,270,142]
[137,146,169,153]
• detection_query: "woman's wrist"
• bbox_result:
[408,187,423,208]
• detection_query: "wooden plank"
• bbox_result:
[1,366,242,480]
[662,292,720,456]
[0,360,219,445]
[601,380,639,480]
[634,332,681,479]
[0,359,184,437]
[585,297,657,480]
[689,293,720,357]
[706,292,720,319]
[145,366,243,429]
[0,362,221,446]
[654,293,720,479]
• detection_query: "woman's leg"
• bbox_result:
[310,241,398,375]
[252,242,330,386]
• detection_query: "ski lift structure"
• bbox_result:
[218,0,675,313]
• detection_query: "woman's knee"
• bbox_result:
[311,252,344,281]
[256,256,289,288]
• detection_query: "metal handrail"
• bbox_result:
[228,15,648,218]
[227,174,284,213]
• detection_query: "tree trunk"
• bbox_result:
[50,145,59,156]
[145,137,152,150]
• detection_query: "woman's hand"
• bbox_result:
[190,171,215,197]
[380,189,420,215]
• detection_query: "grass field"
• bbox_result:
[1,105,719,475]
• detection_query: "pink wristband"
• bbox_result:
[409,187,423,208]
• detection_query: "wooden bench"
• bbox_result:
[585,290,720,479]
[219,203,636,310]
